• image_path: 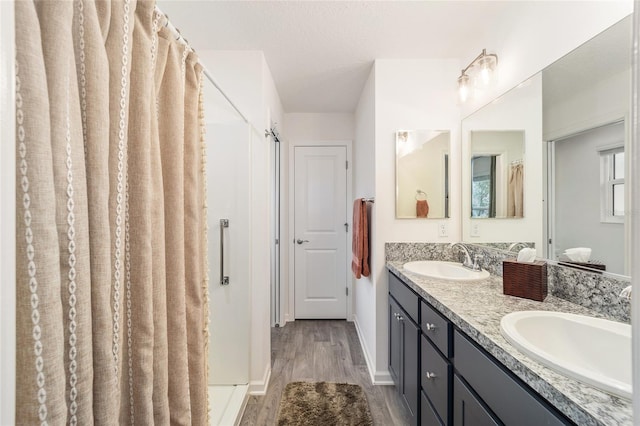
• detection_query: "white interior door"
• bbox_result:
[206,82,250,385]
[294,146,347,319]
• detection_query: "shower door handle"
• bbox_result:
[220,219,230,285]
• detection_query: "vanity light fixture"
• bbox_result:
[457,48,498,102]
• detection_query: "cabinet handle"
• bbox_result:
[397,315,404,322]
[425,323,436,331]
[425,372,437,379]
[220,219,230,285]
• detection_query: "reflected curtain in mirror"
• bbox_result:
[508,162,524,217]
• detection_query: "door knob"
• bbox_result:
[296,239,309,244]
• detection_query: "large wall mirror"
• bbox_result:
[396,130,450,219]
[461,14,631,277]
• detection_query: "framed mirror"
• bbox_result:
[470,130,525,218]
[395,130,450,219]
[461,15,631,277]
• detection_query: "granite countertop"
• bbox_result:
[386,260,632,426]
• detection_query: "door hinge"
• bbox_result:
[344,222,349,232]
[346,287,349,296]
[346,160,349,170]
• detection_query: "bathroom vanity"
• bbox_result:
[386,262,632,426]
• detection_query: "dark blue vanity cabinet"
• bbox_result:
[388,271,574,426]
[389,272,420,425]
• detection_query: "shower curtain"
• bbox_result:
[15,0,209,424]
[508,163,524,218]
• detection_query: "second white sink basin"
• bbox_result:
[500,311,631,399]
[403,261,490,282]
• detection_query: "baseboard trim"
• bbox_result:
[234,387,250,426]
[352,315,394,385]
[249,365,271,395]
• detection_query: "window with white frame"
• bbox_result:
[599,146,624,223]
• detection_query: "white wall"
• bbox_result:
[0,0,16,422]
[284,113,355,141]
[353,67,378,381]
[373,59,461,378]
[358,59,462,382]
[460,2,632,118]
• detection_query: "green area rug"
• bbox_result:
[276,381,374,426]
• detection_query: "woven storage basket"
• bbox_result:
[502,260,547,302]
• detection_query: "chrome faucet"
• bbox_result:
[449,242,483,271]
[507,242,529,252]
[450,242,472,267]
[619,285,632,301]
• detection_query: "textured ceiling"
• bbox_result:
[157,1,629,113]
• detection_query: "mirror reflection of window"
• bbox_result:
[600,146,625,222]
[471,156,496,218]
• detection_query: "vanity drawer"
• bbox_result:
[454,331,571,426]
[421,335,451,425]
[389,272,419,324]
[421,301,452,357]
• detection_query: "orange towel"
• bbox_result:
[416,199,429,218]
[351,199,370,279]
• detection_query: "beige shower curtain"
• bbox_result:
[507,163,524,218]
[15,0,209,424]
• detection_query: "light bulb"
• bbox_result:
[477,53,497,87]
[480,65,491,86]
[458,73,470,103]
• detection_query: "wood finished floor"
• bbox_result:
[239,320,411,425]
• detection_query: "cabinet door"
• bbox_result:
[389,297,402,387]
[453,375,500,426]
[422,391,444,426]
[402,313,420,423]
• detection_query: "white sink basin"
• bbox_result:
[403,261,490,282]
[500,311,631,399]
